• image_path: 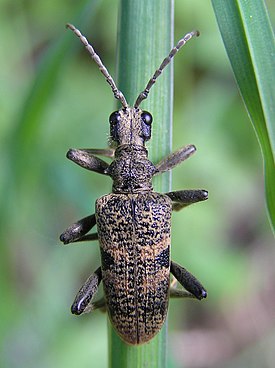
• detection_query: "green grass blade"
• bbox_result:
[211,0,275,231]
[109,0,173,367]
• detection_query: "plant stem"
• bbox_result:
[109,0,174,367]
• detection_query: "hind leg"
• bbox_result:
[71,267,104,315]
[170,261,207,300]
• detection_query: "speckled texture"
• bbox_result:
[96,192,172,345]
[108,144,157,194]
[61,27,208,347]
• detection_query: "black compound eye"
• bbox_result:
[109,111,121,125]
[141,111,152,125]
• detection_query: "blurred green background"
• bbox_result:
[0,0,274,367]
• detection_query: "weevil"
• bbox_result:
[60,23,208,345]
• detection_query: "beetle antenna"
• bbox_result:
[134,30,200,108]
[66,23,128,108]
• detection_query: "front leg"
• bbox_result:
[60,214,97,244]
[166,189,208,211]
[67,148,114,174]
[155,144,196,173]
[71,267,103,315]
[170,261,207,300]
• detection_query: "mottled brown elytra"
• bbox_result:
[60,23,208,345]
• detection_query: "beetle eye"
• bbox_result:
[141,111,152,125]
[109,111,121,125]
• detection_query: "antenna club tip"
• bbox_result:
[66,23,74,31]
[193,30,200,37]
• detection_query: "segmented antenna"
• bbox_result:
[66,23,128,108]
[134,30,200,108]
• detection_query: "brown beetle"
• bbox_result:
[60,24,207,345]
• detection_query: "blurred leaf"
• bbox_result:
[1,0,103,229]
[10,0,102,180]
[211,0,275,231]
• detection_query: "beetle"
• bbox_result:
[60,23,208,345]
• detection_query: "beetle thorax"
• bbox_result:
[108,145,157,194]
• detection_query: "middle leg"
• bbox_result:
[166,189,208,211]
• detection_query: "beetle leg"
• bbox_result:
[166,189,208,211]
[72,233,99,242]
[170,261,207,300]
[60,214,97,244]
[170,276,194,297]
[169,287,194,298]
[71,267,103,315]
[66,148,113,174]
[154,144,196,174]
[79,148,115,158]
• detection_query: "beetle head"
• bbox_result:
[109,108,152,146]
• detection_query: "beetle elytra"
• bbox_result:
[60,23,208,345]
